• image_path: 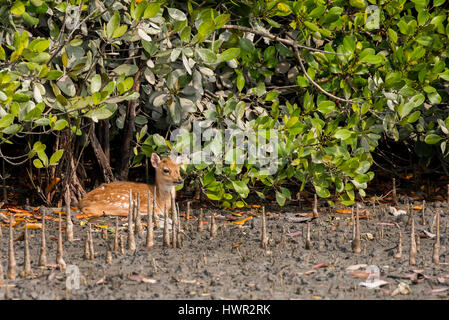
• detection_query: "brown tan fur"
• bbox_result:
[78,153,183,217]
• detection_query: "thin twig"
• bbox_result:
[221,25,342,55]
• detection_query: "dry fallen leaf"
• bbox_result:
[428,288,448,294]
[141,277,157,284]
[178,279,201,285]
[419,230,435,238]
[313,263,328,269]
[391,282,410,296]
[231,242,242,248]
[128,273,157,283]
[94,224,109,229]
[335,209,352,214]
[20,223,42,230]
[364,233,374,240]
[304,269,316,275]
[231,216,253,226]
[351,270,371,279]
[359,279,389,289]
[389,207,407,216]
[286,231,301,237]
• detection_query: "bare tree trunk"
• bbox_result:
[89,123,114,183]
[98,120,110,163]
[116,60,145,181]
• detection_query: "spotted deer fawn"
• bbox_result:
[78,153,183,217]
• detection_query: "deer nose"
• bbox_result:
[175,178,183,185]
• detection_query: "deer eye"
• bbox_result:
[163,168,170,173]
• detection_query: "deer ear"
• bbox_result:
[151,153,161,168]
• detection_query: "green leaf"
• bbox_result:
[117,77,134,94]
[49,149,64,165]
[343,35,356,53]
[33,159,44,168]
[265,91,279,101]
[112,64,139,76]
[106,12,120,38]
[407,111,421,123]
[280,187,291,199]
[150,134,164,147]
[112,25,128,38]
[85,107,114,122]
[29,39,50,52]
[2,124,21,135]
[33,141,46,153]
[0,114,14,128]
[303,21,319,32]
[47,70,63,80]
[91,74,102,93]
[206,192,222,201]
[236,70,244,92]
[399,94,425,118]
[275,191,286,206]
[231,180,249,197]
[334,128,352,140]
[265,18,281,28]
[388,28,398,43]
[349,0,366,8]
[37,151,48,167]
[57,75,76,97]
[428,91,441,104]
[53,119,68,130]
[12,93,30,102]
[239,38,255,52]
[198,19,214,38]
[214,13,230,29]
[317,101,336,115]
[11,0,25,16]
[22,12,39,26]
[203,170,215,186]
[425,134,442,144]
[315,185,331,198]
[143,3,160,18]
[178,97,196,112]
[359,54,383,64]
[168,8,186,21]
[218,48,240,62]
[309,5,326,18]
[197,48,217,63]
[0,91,7,101]
[180,26,191,42]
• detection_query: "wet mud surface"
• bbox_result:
[0,198,448,300]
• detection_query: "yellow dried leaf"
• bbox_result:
[21,223,42,230]
[231,216,253,226]
[94,224,109,229]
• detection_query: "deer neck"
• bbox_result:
[153,176,174,211]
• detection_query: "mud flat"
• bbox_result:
[0,200,448,300]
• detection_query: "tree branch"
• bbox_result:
[221,25,342,55]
